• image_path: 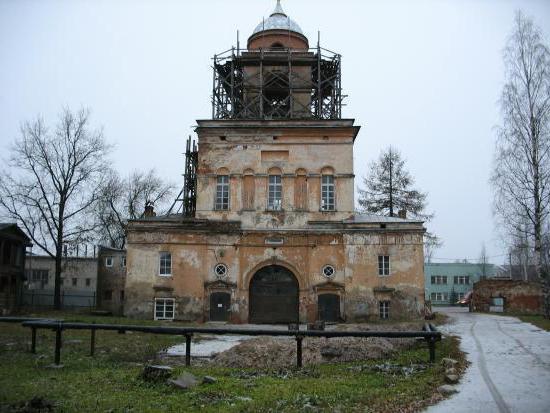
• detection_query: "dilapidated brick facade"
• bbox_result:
[472,279,543,314]
[124,2,425,323]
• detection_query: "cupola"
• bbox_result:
[248,0,309,50]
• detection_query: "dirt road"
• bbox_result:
[425,307,550,413]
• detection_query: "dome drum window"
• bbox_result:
[322,265,335,279]
[214,263,228,279]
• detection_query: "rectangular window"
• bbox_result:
[72,278,77,287]
[457,292,465,300]
[31,270,49,285]
[268,175,282,211]
[379,301,390,319]
[154,298,175,320]
[431,292,449,301]
[431,275,448,285]
[105,256,113,267]
[120,290,125,302]
[215,175,230,210]
[454,276,470,285]
[85,278,91,287]
[121,256,126,267]
[159,252,172,276]
[103,290,112,300]
[378,255,390,276]
[320,175,335,211]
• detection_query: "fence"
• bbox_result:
[19,290,96,309]
[4,319,442,368]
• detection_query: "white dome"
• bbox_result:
[252,0,304,36]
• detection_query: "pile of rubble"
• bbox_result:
[213,323,424,368]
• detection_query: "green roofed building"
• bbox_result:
[425,262,498,305]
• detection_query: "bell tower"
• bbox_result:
[189,0,359,229]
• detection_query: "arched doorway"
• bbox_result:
[249,265,299,323]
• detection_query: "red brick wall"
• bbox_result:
[472,279,543,314]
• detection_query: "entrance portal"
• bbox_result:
[318,294,340,322]
[249,265,299,323]
[210,292,231,321]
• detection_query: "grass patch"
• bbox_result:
[0,316,463,413]
[517,315,550,331]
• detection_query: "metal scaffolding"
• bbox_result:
[212,45,344,120]
[168,136,197,217]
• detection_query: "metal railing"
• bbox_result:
[0,318,442,368]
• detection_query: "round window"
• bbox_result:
[322,265,335,279]
[214,263,228,279]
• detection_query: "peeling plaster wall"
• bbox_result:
[124,224,425,322]
[195,125,356,227]
[124,119,423,322]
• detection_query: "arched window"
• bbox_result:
[270,42,285,50]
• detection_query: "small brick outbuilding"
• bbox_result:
[472,279,543,314]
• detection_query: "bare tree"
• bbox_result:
[424,233,443,264]
[95,169,174,249]
[0,108,109,309]
[478,243,490,279]
[358,146,441,260]
[491,12,550,316]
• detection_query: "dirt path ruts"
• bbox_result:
[470,321,511,413]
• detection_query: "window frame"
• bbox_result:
[85,278,91,287]
[154,298,175,321]
[379,301,390,319]
[454,275,470,285]
[378,255,390,276]
[267,174,283,211]
[159,252,172,276]
[121,256,126,267]
[431,275,448,285]
[215,175,230,211]
[31,269,49,285]
[72,277,77,287]
[320,174,335,211]
[430,292,449,301]
[322,264,335,279]
[105,256,113,267]
[214,263,228,279]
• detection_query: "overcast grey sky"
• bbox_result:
[1,0,549,264]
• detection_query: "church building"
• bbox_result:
[124,1,425,323]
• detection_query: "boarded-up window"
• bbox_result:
[294,175,307,210]
[242,175,255,210]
